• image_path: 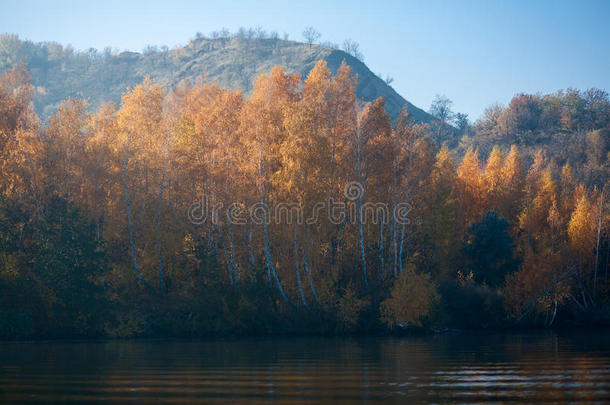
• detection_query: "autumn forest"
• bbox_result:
[0,60,608,340]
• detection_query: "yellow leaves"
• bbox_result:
[539,169,558,201]
[0,66,41,199]
[504,251,570,318]
[360,98,393,186]
[508,146,601,319]
[498,145,524,219]
[0,126,44,201]
[47,98,89,138]
[380,265,439,328]
[484,146,505,193]
[547,201,561,231]
[0,64,36,139]
[303,60,331,103]
[568,194,596,257]
[435,144,456,174]
[182,82,244,141]
[458,147,485,225]
[119,78,164,126]
[458,147,481,181]
[178,82,245,182]
[329,61,357,108]
[45,98,92,198]
[458,145,520,227]
[502,145,523,187]
[116,78,166,165]
[2,60,609,331]
[251,66,300,108]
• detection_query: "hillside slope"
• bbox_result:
[0,34,434,123]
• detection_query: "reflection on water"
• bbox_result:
[1,331,609,403]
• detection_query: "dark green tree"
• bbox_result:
[463,211,518,287]
[26,196,107,337]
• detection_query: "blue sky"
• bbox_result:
[1,0,609,120]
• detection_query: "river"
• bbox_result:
[1,331,609,403]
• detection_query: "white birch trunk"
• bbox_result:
[293,224,308,307]
[123,156,155,294]
[356,119,368,288]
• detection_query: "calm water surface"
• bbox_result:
[1,331,609,403]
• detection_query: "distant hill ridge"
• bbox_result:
[0,33,435,123]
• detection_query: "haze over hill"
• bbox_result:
[0,33,435,123]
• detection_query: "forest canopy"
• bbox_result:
[0,61,608,339]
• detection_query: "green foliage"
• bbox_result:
[0,194,108,339]
[463,211,518,287]
[104,312,146,338]
[0,310,33,340]
[440,281,505,329]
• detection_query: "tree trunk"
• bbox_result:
[257,134,289,303]
[356,120,368,288]
[518,266,576,321]
[221,232,234,285]
[398,180,410,273]
[548,300,558,326]
[156,187,165,292]
[227,220,238,282]
[65,135,73,199]
[379,216,385,275]
[604,232,610,287]
[262,206,289,304]
[246,200,257,280]
[293,224,308,307]
[123,157,155,294]
[391,157,398,278]
[593,189,604,293]
[156,136,170,293]
[303,249,318,301]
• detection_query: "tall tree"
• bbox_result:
[429,94,454,142]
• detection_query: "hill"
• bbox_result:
[0,33,434,123]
